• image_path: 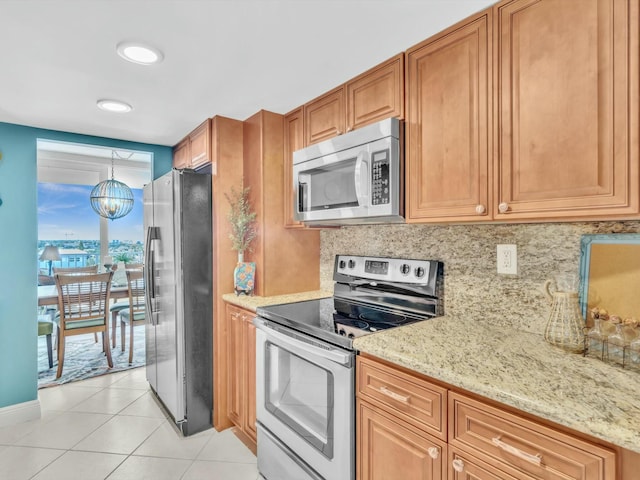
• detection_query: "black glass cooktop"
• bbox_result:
[256,296,432,350]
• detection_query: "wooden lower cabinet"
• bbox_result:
[357,355,618,480]
[243,319,257,441]
[357,399,446,480]
[225,302,257,446]
[449,392,616,480]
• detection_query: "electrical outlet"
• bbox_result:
[497,244,518,275]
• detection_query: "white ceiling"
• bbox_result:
[0,0,495,147]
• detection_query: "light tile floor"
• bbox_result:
[0,367,259,480]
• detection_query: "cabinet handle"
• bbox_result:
[452,459,465,473]
[492,436,542,466]
[475,204,486,215]
[498,202,509,213]
[378,385,410,403]
[230,312,240,319]
[427,447,439,459]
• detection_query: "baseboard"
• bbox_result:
[0,399,41,428]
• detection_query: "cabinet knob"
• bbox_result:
[475,204,486,215]
[335,129,343,135]
[452,459,465,473]
[498,202,509,214]
[346,126,353,133]
[427,447,439,459]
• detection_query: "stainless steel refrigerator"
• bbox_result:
[143,168,213,436]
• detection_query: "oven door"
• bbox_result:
[254,318,355,480]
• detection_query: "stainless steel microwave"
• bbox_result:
[292,117,404,226]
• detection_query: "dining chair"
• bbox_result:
[54,265,100,343]
[37,314,54,369]
[109,263,144,348]
[119,269,145,364]
[54,271,113,378]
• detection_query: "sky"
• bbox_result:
[38,183,144,242]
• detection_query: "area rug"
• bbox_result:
[38,325,145,388]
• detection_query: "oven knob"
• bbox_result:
[338,329,346,336]
[348,333,355,339]
[348,259,356,269]
[339,260,346,269]
[400,263,410,275]
[415,266,425,278]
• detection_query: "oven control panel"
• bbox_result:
[335,255,439,285]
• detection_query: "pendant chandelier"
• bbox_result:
[90,150,134,220]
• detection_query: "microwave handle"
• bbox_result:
[298,181,307,214]
[354,151,369,207]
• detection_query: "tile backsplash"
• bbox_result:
[320,221,640,335]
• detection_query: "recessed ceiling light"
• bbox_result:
[116,41,164,65]
[97,99,133,113]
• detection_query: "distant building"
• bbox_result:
[38,248,95,272]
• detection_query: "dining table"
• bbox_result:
[37,284,130,306]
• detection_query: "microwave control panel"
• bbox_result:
[371,149,390,205]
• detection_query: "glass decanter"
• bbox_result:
[605,320,627,364]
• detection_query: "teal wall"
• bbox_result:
[0,122,171,409]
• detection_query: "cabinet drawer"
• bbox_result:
[449,392,616,480]
[357,356,447,440]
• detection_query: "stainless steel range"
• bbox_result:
[254,255,442,480]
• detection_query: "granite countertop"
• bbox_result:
[353,315,640,453]
[221,290,332,312]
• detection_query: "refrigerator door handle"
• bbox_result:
[145,226,158,324]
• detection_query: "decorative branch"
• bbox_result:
[225,185,257,253]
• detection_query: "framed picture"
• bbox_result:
[579,233,640,323]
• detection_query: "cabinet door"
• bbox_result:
[243,314,257,443]
[304,86,345,145]
[283,108,305,228]
[406,11,491,222]
[495,0,638,220]
[173,138,190,169]
[226,304,244,427]
[189,119,211,169]
[347,53,404,132]
[358,399,446,480]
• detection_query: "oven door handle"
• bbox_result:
[255,319,353,367]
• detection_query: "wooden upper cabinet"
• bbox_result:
[494,0,639,220]
[283,108,305,228]
[406,11,491,222]
[304,54,405,146]
[347,53,404,132]
[304,86,346,146]
[244,110,320,296]
[189,119,211,169]
[172,138,190,169]
[172,119,212,170]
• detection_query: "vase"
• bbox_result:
[234,252,255,296]
[543,274,585,353]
